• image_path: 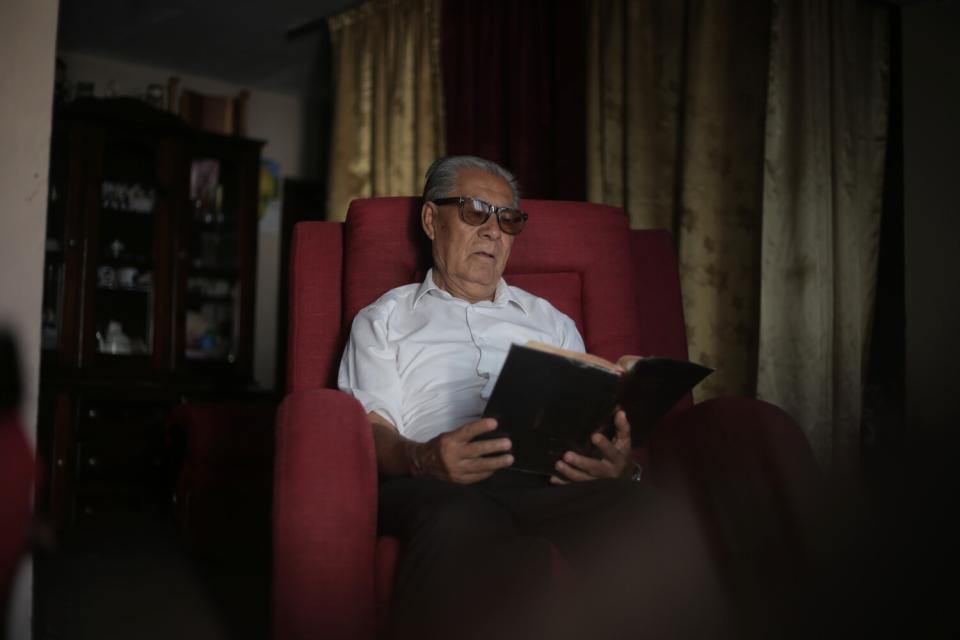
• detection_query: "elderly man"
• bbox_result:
[338,156,714,639]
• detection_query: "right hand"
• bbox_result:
[412,418,513,484]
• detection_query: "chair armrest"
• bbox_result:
[647,397,826,599]
[273,388,378,640]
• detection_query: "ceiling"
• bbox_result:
[56,0,357,93]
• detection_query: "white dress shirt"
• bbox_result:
[338,268,585,443]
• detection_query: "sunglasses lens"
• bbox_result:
[461,199,490,226]
[499,209,525,235]
[456,198,525,234]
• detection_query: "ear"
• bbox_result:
[421,201,437,241]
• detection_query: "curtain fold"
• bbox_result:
[587,0,889,470]
[586,0,685,231]
[326,0,446,221]
[587,0,772,402]
[757,0,889,471]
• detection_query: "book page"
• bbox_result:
[525,341,620,373]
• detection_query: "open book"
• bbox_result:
[480,342,712,476]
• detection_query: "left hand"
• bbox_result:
[551,409,636,484]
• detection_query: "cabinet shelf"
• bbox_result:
[186,293,234,305]
[96,348,151,357]
[96,285,153,294]
[98,257,154,268]
[188,265,240,278]
[100,206,155,217]
[185,350,237,362]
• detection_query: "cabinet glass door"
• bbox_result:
[183,157,240,363]
[92,137,159,361]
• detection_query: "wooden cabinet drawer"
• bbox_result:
[72,486,149,527]
[70,396,170,522]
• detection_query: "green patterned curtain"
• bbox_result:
[587,0,889,471]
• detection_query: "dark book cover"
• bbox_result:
[481,343,712,476]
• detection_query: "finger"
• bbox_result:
[456,470,499,484]
[613,410,632,449]
[549,475,569,485]
[454,418,499,442]
[591,432,624,462]
[562,451,610,478]
[460,453,514,474]
[555,459,596,482]
[614,410,630,437]
[462,437,512,458]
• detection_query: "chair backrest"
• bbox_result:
[287,197,687,393]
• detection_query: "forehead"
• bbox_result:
[454,168,514,206]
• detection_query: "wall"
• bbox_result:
[0,1,59,637]
[901,0,960,442]
[57,51,306,390]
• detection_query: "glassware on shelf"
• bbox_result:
[135,271,153,290]
[109,239,125,258]
[101,182,156,213]
[95,320,149,356]
[97,321,131,355]
[97,266,116,288]
[98,266,153,292]
[117,267,138,289]
[127,184,155,213]
[187,276,233,298]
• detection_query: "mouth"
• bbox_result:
[473,250,497,261]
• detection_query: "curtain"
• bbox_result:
[442,0,586,200]
[587,0,889,470]
[758,0,889,471]
[587,0,772,402]
[326,0,446,221]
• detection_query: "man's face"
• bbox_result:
[422,168,516,303]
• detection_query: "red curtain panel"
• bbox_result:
[441,0,586,201]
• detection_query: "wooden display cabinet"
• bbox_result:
[37,98,264,532]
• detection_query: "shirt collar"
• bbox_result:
[413,268,528,314]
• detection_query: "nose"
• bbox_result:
[478,212,501,239]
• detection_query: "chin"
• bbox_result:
[466,266,501,286]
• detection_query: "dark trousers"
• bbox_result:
[378,471,726,640]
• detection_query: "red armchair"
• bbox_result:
[1,334,34,631]
[273,197,822,639]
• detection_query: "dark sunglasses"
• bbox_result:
[432,196,528,235]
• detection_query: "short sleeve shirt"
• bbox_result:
[337,269,585,442]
